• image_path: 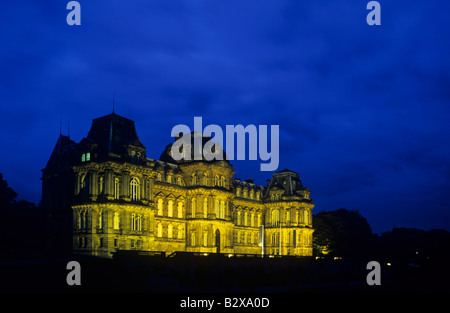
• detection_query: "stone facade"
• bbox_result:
[42,113,314,257]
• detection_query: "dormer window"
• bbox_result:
[81,152,90,162]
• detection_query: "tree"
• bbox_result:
[313,208,375,258]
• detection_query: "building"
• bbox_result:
[42,112,314,257]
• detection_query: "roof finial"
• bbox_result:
[113,92,116,114]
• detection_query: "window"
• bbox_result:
[177,176,182,186]
[220,176,225,187]
[130,177,140,201]
[215,199,219,217]
[203,198,208,218]
[86,152,90,161]
[214,175,219,186]
[203,231,208,246]
[244,212,248,226]
[236,188,241,197]
[81,176,89,202]
[131,213,140,231]
[157,198,163,216]
[168,224,173,239]
[157,223,162,237]
[167,175,172,184]
[237,231,241,244]
[98,211,103,229]
[113,212,120,230]
[191,198,196,217]
[237,211,241,226]
[177,225,183,239]
[168,200,173,217]
[190,231,196,246]
[272,209,280,227]
[81,154,85,162]
[177,202,183,218]
[156,173,162,182]
[243,189,248,198]
[114,178,120,200]
[250,190,254,200]
[219,200,225,219]
[192,173,197,186]
[286,211,291,226]
[251,212,255,227]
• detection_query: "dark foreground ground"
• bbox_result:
[1,251,449,295]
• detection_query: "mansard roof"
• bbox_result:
[82,112,145,159]
[266,168,304,196]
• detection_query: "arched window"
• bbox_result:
[192,173,197,186]
[157,198,163,216]
[168,200,174,217]
[286,211,291,226]
[177,176,182,186]
[191,198,196,217]
[156,173,162,182]
[113,212,120,230]
[244,211,248,226]
[177,202,183,218]
[167,175,172,184]
[157,223,162,237]
[214,175,219,186]
[237,211,241,225]
[272,209,280,227]
[243,188,248,198]
[168,224,173,238]
[220,176,225,187]
[236,188,241,197]
[130,177,140,201]
[250,190,254,200]
[251,212,255,227]
[114,177,120,199]
[203,198,208,218]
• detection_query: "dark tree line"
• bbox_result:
[0,173,46,258]
[313,208,450,264]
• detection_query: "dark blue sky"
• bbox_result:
[1,0,449,234]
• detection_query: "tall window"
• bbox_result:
[168,224,173,238]
[219,200,225,219]
[81,176,89,202]
[157,223,162,237]
[131,213,142,231]
[244,212,248,226]
[114,178,120,199]
[156,173,162,182]
[167,175,172,184]
[130,177,140,201]
[286,211,291,226]
[98,211,103,229]
[177,176,182,186]
[191,198,196,217]
[215,199,219,217]
[192,173,197,186]
[251,212,255,227]
[203,231,208,246]
[203,198,208,218]
[190,231,196,246]
[237,211,241,226]
[177,202,183,218]
[113,212,120,230]
[157,198,163,216]
[220,176,225,187]
[272,209,280,227]
[168,200,174,217]
[177,225,183,239]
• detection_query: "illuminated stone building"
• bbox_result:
[42,113,314,257]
